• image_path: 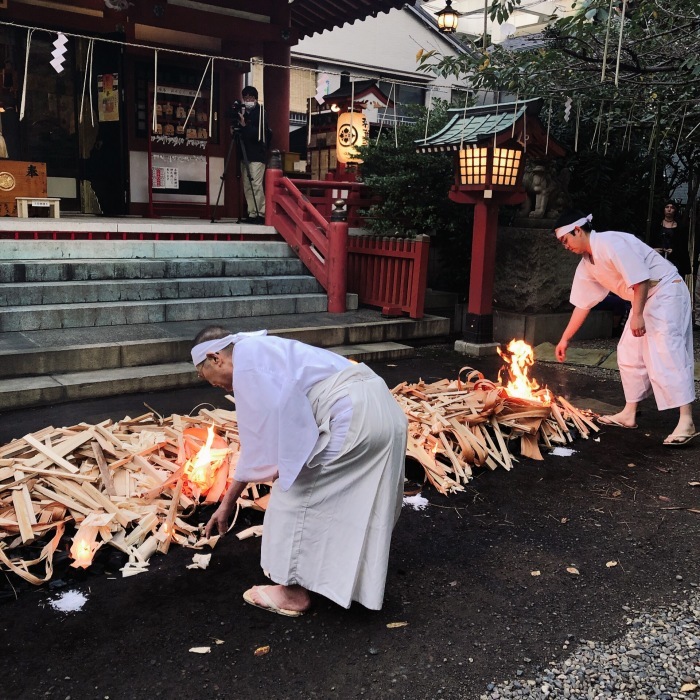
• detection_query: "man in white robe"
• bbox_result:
[554,211,696,447]
[192,326,407,615]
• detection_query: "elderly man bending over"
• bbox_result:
[192,326,407,616]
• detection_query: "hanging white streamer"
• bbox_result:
[423,87,433,142]
[209,58,214,138]
[19,28,35,121]
[183,57,211,133]
[376,82,395,144]
[152,50,158,132]
[79,38,92,124]
[307,97,312,146]
[511,92,519,137]
[600,0,615,82]
[574,102,581,152]
[459,90,469,151]
[590,101,604,149]
[545,99,552,155]
[87,39,95,126]
[392,83,398,148]
[493,92,500,149]
[614,0,627,87]
[674,105,687,155]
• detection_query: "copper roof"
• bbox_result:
[415,98,566,159]
[292,0,409,39]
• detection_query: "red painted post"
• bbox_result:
[409,234,430,319]
[264,150,283,227]
[326,199,348,313]
[467,199,499,316]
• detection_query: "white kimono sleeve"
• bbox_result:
[604,237,653,289]
[570,259,609,309]
[232,366,321,491]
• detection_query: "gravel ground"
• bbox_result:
[481,589,700,700]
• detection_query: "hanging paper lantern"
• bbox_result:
[336,111,368,164]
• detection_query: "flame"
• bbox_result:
[183,425,228,493]
[497,339,551,405]
[69,526,99,568]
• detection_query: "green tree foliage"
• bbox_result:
[418,0,700,239]
[356,103,473,294]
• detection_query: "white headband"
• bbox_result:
[555,214,593,239]
[191,330,267,366]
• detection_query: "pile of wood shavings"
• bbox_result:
[392,367,599,494]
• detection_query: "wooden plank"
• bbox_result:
[22,434,79,473]
[33,484,93,516]
[157,479,183,554]
[91,441,116,495]
[11,486,36,543]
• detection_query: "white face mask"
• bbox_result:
[243,100,256,110]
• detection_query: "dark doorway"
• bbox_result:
[83,34,126,216]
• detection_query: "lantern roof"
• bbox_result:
[416,98,566,158]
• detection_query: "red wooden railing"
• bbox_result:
[265,168,348,312]
[266,161,430,320]
[348,234,430,319]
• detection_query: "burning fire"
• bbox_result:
[497,339,551,405]
[69,525,100,569]
[183,425,228,494]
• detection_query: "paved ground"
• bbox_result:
[1,342,699,700]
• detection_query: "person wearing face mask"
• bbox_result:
[553,210,696,447]
[236,86,271,224]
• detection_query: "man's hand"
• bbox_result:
[629,311,646,337]
[555,338,568,362]
[204,501,235,538]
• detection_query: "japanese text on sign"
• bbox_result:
[151,167,179,189]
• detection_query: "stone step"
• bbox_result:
[0,313,446,379]
[0,257,308,283]
[0,342,416,410]
[0,239,294,261]
[0,275,323,306]
[0,293,359,332]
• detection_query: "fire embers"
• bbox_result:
[497,339,551,405]
[181,426,232,502]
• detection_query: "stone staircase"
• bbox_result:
[0,230,450,410]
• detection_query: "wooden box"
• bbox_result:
[0,161,48,217]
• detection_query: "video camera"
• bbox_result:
[227,100,246,120]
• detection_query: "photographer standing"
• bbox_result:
[236,86,270,224]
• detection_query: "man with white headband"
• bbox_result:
[191,325,407,615]
[554,210,696,447]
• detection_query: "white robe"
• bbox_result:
[569,231,695,410]
[230,336,407,610]
[231,335,351,490]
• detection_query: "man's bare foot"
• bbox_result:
[245,584,311,613]
[598,412,637,429]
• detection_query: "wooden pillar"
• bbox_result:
[463,198,499,343]
[327,199,348,313]
[468,198,499,316]
[263,0,291,153]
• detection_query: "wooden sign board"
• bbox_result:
[0,161,48,217]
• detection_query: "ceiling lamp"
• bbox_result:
[435,0,460,33]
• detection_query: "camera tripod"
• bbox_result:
[211,128,260,223]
